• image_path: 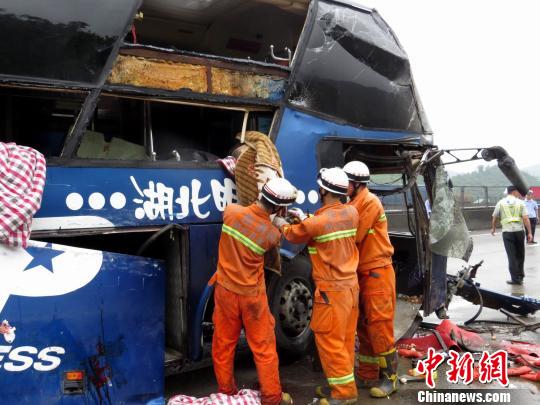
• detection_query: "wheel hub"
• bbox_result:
[278,279,313,337]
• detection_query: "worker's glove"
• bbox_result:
[288,207,307,222]
[272,216,289,229]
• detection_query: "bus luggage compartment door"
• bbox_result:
[0,240,165,405]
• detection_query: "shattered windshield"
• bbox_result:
[289,1,430,133]
[429,166,473,261]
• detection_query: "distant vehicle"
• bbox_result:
[0,0,529,403]
[530,186,540,200]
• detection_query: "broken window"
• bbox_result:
[0,88,84,157]
[74,96,274,163]
[135,0,308,63]
[370,173,408,233]
[150,102,273,162]
[77,96,147,160]
[288,1,430,133]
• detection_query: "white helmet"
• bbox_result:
[343,161,370,183]
[317,167,350,195]
[261,178,298,206]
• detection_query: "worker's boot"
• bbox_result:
[314,387,357,404]
[279,392,293,404]
[369,350,399,398]
[315,385,331,398]
[356,378,379,389]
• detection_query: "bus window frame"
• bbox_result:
[51,94,276,169]
[315,137,424,172]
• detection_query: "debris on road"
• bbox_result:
[399,369,438,384]
[397,319,486,352]
[397,347,425,359]
[507,366,533,376]
[520,372,540,382]
[396,317,540,388]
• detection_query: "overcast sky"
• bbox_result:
[356,0,540,173]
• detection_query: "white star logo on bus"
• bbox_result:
[0,241,103,315]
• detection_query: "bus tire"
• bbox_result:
[267,255,314,356]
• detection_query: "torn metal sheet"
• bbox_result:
[394,296,421,340]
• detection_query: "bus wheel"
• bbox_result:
[267,255,314,356]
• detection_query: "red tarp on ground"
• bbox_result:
[397,319,486,353]
[499,340,540,358]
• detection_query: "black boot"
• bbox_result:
[369,349,398,398]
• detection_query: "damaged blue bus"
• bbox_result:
[0,0,529,403]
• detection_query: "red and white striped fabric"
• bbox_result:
[217,156,237,178]
[0,142,46,248]
[168,389,261,405]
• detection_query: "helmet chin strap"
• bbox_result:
[260,199,284,215]
[319,187,329,203]
[351,182,366,197]
[350,183,361,198]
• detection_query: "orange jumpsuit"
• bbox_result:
[281,202,359,400]
[348,187,396,381]
[210,203,282,405]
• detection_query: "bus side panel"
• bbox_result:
[34,167,235,230]
[0,241,164,404]
[187,224,221,361]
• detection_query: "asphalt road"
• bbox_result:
[166,232,540,404]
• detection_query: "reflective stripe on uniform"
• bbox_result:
[380,347,396,356]
[327,372,355,385]
[222,224,265,255]
[308,246,317,254]
[314,228,357,242]
[358,354,379,364]
[378,214,387,222]
[367,228,375,235]
[500,203,522,225]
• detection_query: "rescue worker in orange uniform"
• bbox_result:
[275,168,360,405]
[210,178,298,405]
[343,161,398,398]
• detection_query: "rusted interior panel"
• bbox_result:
[108,55,208,93]
[210,67,284,99]
[107,49,287,101]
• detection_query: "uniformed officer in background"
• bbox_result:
[525,189,538,244]
[491,185,533,285]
